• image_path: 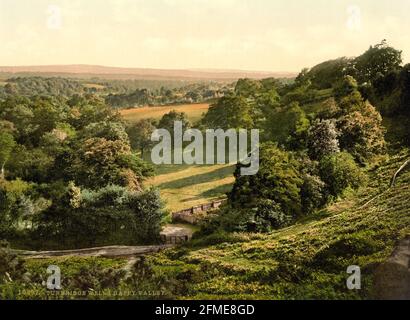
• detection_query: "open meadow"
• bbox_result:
[120,103,210,124]
[145,163,235,212]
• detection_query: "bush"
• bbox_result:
[250,199,291,232]
[34,184,166,248]
[218,200,290,233]
[300,174,327,214]
[319,152,366,197]
[0,241,27,285]
[307,119,340,160]
[229,143,303,218]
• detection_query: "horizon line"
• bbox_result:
[0,63,299,75]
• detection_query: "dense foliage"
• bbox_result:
[0,94,163,248]
[105,82,233,108]
[201,42,393,234]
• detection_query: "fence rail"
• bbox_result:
[171,199,227,224]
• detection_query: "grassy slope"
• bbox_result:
[120,103,210,124]
[120,103,234,213]
[146,163,234,212]
[146,150,410,299]
[17,153,408,300]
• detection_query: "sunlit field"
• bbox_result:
[146,163,235,212]
[120,103,210,124]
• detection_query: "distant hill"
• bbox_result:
[0,64,296,81]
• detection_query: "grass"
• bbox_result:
[144,149,410,299]
[17,147,408,300]
[13,257,128,300]
[146,162,234,212]
[83,83,106,90]
[120,102,234,213]
[120,103,210,124]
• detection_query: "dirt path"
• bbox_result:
[16,244,173,259]
[15,224,194,260]
[373,237,410,299]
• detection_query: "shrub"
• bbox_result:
[300,174,327,214]
[34,184,166,248]
[214,199,291,234]
[229,142,303,218]
[0,241,26,285]
[250,199,291,232]
[307,119,340,160]
[319,152,366,197]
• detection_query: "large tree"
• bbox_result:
[68,137,146,191]
[337,81,386,161]
[158,110,191,134]
[306,57,353,89]
[229,142,303,218]
[353,40,402,85]
[127,119,156,158]
[202,95,254,130]
[266,102,310,149]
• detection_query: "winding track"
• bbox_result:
[15,244,174,259]
[14,225,193,259]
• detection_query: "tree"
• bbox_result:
[229,142,303,218]
[0,97,36,145]
[300,174,326,214]
[202,95,254,130]
[81,121,129,143]
[0,132,16,179]
[0,241,26,285]
[337,89,385,161]
[307,119,340,160]
[6,146,54,183]
[281,81,318,106]
[353,40,402,84]
[127,188,166,243]
[235,78,262,98]
[30,97,65,145]
[333,75,359,99]
[69,100,120,130]
[217,198,290,233]
[35,185,166,247]
[251,199,290,232]
[158,110,191,134]
[266,102,310,149]
[0,178,34,234]
[319,152,366,197]
[295,68,311,86]
[127,119,156,158]
[307,57,353,89]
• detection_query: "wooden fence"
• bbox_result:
[160,234,191,245]
[171,199,227,224]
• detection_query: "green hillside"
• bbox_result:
[146,163,234,212]
[144,150,410,299]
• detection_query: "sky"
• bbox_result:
[0,0,409,72]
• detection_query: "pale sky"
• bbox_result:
[0,0,409,72]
